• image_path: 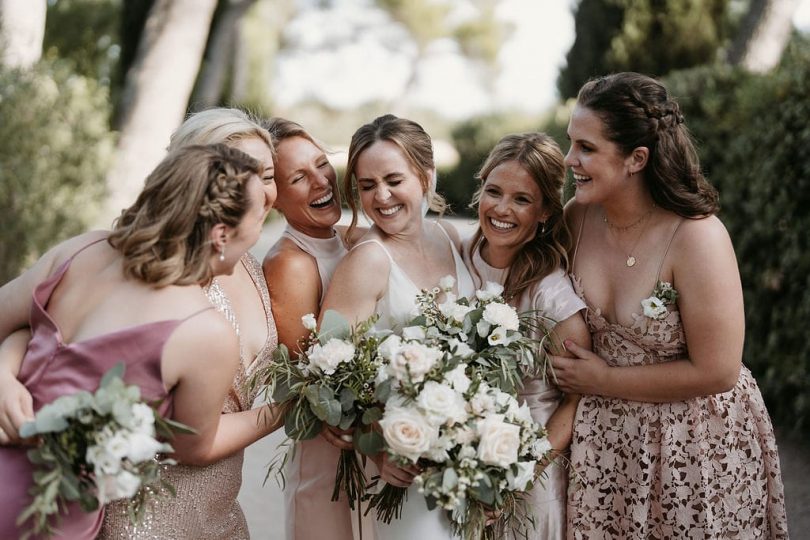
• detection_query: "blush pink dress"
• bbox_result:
[566,213,788,539]
[465,241,586,540]
[0,239,204,539]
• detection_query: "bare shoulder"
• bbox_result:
[671,215,734,263]
[343,238,391,269]
[563,198,587,232]
[263,239,318,278]
[163,307,239,382]
[436,219,462,248]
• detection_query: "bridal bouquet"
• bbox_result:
[17,363,190,539]
[254,310,389,508]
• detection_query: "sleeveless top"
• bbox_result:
[566,206,788,538]
[0,238,211,540]
[354,223,474,331]
[100,253,278,540]
[279,225,348,302]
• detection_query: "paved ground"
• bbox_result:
[239,218,810,538]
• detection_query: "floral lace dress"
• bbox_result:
[566,218,788,539]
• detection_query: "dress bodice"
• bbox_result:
[279,224,347,303]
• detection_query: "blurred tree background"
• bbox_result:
[0,0,808,434]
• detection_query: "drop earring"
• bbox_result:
[219,246,225,262]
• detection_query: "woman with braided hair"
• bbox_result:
[551,72,787,537]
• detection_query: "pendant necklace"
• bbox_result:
[604,205,655,267]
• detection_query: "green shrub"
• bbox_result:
[666,36,810,435]
[0,59,115,284]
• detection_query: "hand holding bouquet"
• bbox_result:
[17,363,191,539]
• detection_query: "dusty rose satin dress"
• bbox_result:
[100,253,277,539]
[0,241,185,539]
[466,243,586,540]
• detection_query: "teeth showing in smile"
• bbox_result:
[310,191,333,207]
[379,204,403,216]
[572,173,591,182]
[490,218,516,230]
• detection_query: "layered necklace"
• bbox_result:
[603,205,655,267]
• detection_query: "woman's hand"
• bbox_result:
[373,452,420,488]
[320,425,355,451]
[549,340,610,395]
[0,373,34,445]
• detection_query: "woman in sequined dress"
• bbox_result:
[98,108,285,539]
[551,72,787,538]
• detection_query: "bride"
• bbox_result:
[320,114,473,539]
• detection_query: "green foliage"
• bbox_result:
[558,0,732,99]
[0,59,115,285]
[665,35,810,435]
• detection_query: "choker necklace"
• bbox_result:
[605,205,655,267]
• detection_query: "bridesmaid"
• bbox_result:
[321,114,474,540]
[0,144,271,539]
[100,107,284,539]
[463,132,590,539]
[552,72,788,538]
[261,117,362,540]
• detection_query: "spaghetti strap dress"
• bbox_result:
[0,239,204,539]
[100,253,278,539]
[566,208,788,539]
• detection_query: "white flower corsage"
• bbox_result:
[641,281,678,320]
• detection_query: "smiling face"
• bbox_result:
[564,105,636,205]
[478,160,548,264]
[355,140,427,236]
[273,135,341,238]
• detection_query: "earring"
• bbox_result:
[540,221,546,234]
[219,246,225,262]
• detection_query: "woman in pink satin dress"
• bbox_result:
[0,144,272,539]
[463,132,590,539]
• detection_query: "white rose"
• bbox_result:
[476,281,504,302]
[506,460,536,491]
[439,275,456,291]
[531,436,553,459]
[401,326,426,341]
[124,432,167,463]
[483,303,519,331]
[443,364,471,393]
[301,313,317,331]
[378,335,402,361]
[308,338,355,375]
[477,415,521,468]
[641,296,668,320]
[379,406,438,463]
[416,381,469,427]
[389,342,442,383]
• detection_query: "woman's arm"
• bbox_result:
[552,217,743,402]
[0,329,34,444]
[196,403,287,462]
[263,248,322,354]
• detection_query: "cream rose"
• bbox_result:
[476,415,521,468]
[379,406,438,463]
[416,381,469,427]
[389,342,442,383]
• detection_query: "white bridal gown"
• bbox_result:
[353,223,474,540]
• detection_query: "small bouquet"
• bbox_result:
[17,363,192,539]
[253,310,389,508]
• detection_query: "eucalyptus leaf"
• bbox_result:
[100,362,126,388]
[338,414,356,431]
[355,429,385,456]
[374,379,392,402]
[361,407,382,425]
[339,387,356,410]
[318,309,351,341]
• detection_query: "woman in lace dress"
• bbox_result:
[463,132,590,539]
[261,117,364,540]
[100,108,285,539]
[321,114,474,540]
[551,72,788,538]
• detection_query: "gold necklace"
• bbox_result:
[605,206,655,267]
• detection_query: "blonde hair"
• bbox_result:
[108,144,261,287]
[169,107,274,159]
[261,116,324,151]
[468,132,570,301]
[343,114,445,239]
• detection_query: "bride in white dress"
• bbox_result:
[321,114,474,540]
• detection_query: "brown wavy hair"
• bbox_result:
[468,132,570,301]
[108,144,261,287]
[343,114,445,240]
[261,116,325,151]
[577,72,719,217]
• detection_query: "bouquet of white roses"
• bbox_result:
[253,310,389,509]
[17,363,191,539]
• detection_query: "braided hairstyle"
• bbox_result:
[108,144,261,287]
[468,132,570,301]
[577,72,718,217]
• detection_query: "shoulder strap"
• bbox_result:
[351,238,395,264]
[655,218,685,282]
[571,205,589,271]
[179,305,216,323]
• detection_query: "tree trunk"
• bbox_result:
[0,0,46,68]
[728,0,799,73]
[101,0,217,225]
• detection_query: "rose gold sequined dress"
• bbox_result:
[100,253,277,540]
[566,214,788,539]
